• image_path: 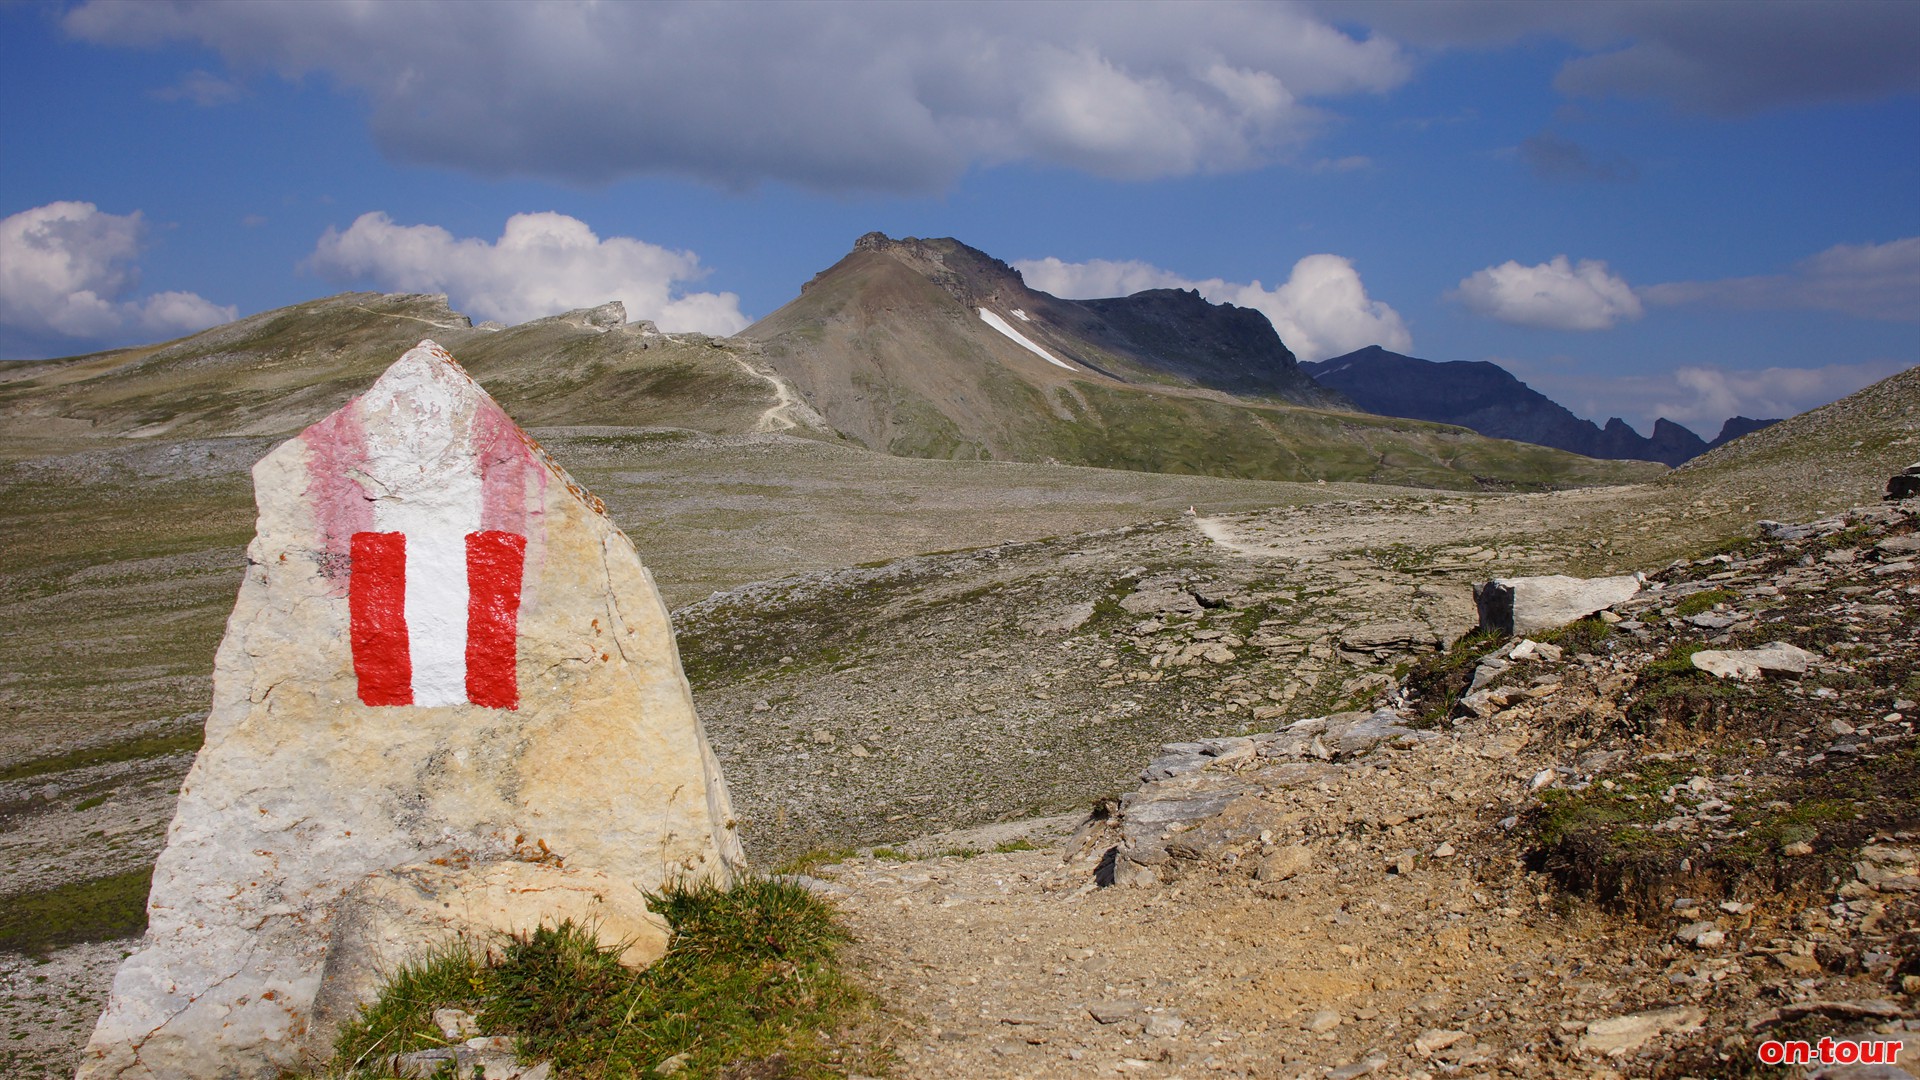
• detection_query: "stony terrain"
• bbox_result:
[811,501,1920,1080]
[2,475,1634,1077]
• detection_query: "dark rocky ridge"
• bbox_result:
[1305,345,1779,466]
[1078,287,1336,403]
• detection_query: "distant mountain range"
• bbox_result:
[740,233,1649,488]
[2,233,1667,493]
[1302,346,1778,467]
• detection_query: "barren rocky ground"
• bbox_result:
[813,503,1920,1080]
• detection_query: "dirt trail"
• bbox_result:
[729,354,813,433]
[820,739,1628,1080]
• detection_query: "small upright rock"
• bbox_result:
[81,342,744,1079]
[1885,461,1920,501]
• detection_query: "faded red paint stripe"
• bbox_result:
[465,530,526,710]
[349,532,412,706]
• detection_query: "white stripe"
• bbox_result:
[400,525,471,706]
[360,342,488,706]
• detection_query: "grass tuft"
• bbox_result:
[329,876,882,1079]
[1673,589,1738,617]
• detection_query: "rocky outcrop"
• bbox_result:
[1075,287,1341,405]
[79,342,742,1079]
[1710,415,1780,448]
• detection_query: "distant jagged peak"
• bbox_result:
[1712,415,1782,447]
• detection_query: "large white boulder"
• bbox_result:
[1473,574,1641,636]
[80,341,743,1079]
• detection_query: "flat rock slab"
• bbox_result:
[81,342,743,1079]
[1577,1005,1704,1054]
[1692,641,1815,680]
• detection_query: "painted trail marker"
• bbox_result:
[81,341,744,1079]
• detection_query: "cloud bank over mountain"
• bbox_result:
[0,201,235,349]
[1641,237,1920,323]
[1314,0,1920,114]
[1016,253,1410,362]
[65,1,1408,194]
[1455,237,1920,333]
[306,212,748,335]
[1502,355,1912,435]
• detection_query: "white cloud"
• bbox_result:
[1452,255,1643,331]
[0,201,235,346]
[307,211,748,335]
[63,1,1409,193]
[1015,252,1411,362]
[1501,355,1912,433]
[1641,236,1920,322]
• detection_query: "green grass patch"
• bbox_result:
[0,729,201,784]
[1730,797,1859,855]
[1535,616,1614,654]
[0,867,152,956]
[1644,641,1711,680]
[330,877,882,1079]
[1674,589,1738,617]
[1367,543,1433,574]
[1532,761,1696,849]
[768,847,858,876]
[73,794,108,812]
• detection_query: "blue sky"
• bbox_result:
[2,1,1915,435]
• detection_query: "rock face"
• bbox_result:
[1473,574,1641,636]
[80,341,743,1079]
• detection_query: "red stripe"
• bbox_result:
[465,530,526,710]
[349,532,412,706]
